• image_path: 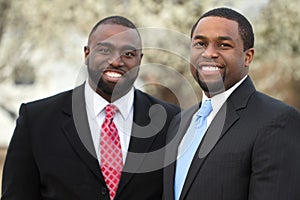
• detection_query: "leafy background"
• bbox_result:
[0,0,299,187]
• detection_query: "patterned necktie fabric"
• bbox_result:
[100,104,123,200]
[174,100,213,200]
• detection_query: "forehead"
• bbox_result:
[192,16,240,40]
[89,24,142,48]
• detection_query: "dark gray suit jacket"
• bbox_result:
[1,84,180,200]
[163,77,300,200]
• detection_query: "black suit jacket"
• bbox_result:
[163,77,300,200]
[1,84,180,200]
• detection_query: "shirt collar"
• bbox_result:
[202,75,248,112]
[84,81,134,120]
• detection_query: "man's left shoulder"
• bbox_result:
[251,92,300,122]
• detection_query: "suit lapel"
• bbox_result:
[179,77,256,200]
[61,84,105,184]
[179,101,239,199]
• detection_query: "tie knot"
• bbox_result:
[197,100,212,117]
[105,104,118,120]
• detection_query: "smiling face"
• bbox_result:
[190,16,254,97]
[84,24,143,102]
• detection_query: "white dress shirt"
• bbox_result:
[204,75,248,126]
[177,75,248,158]
[84,82,134,164]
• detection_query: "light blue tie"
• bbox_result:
[174,100,213,200]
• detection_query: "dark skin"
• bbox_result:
[84,24,143,102]
[190,16,254,98]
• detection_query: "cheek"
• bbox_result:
[189,64,198,80]
[189,50,198,64]
[189,51,199,71]
[124,59,141,69]
[88,54,107,68]
[223,59,246,86]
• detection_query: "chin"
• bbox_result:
[199,80,226,94]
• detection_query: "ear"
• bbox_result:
[84,46,90,65]
[244,48,254,68]
[138,52,143,65]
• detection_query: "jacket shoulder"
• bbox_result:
[24,89,73,111]
[251,91,299,114]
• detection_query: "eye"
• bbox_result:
[123,50,136,57]
[98,48,111,55]
[192,41,206,48]
[219,43,232,49]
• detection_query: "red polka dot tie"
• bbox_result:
[100,104,123,200]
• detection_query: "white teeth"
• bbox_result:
[105,71,122,78]
[202,66,219,71]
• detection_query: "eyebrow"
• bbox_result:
[96,42,113,48]
[193,35,234,41]
[96,42,139,51]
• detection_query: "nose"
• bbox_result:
[202,44,219,58]
[108,52,124,67]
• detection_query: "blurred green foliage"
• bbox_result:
[0,0,299,110]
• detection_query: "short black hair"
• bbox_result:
[191,7,254,51]
[88,16,141,45]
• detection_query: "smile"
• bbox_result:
[105,71,122,78]
[201,66,220,71]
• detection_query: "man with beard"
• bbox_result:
[163,7,300,200]
[2,16,180,200]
